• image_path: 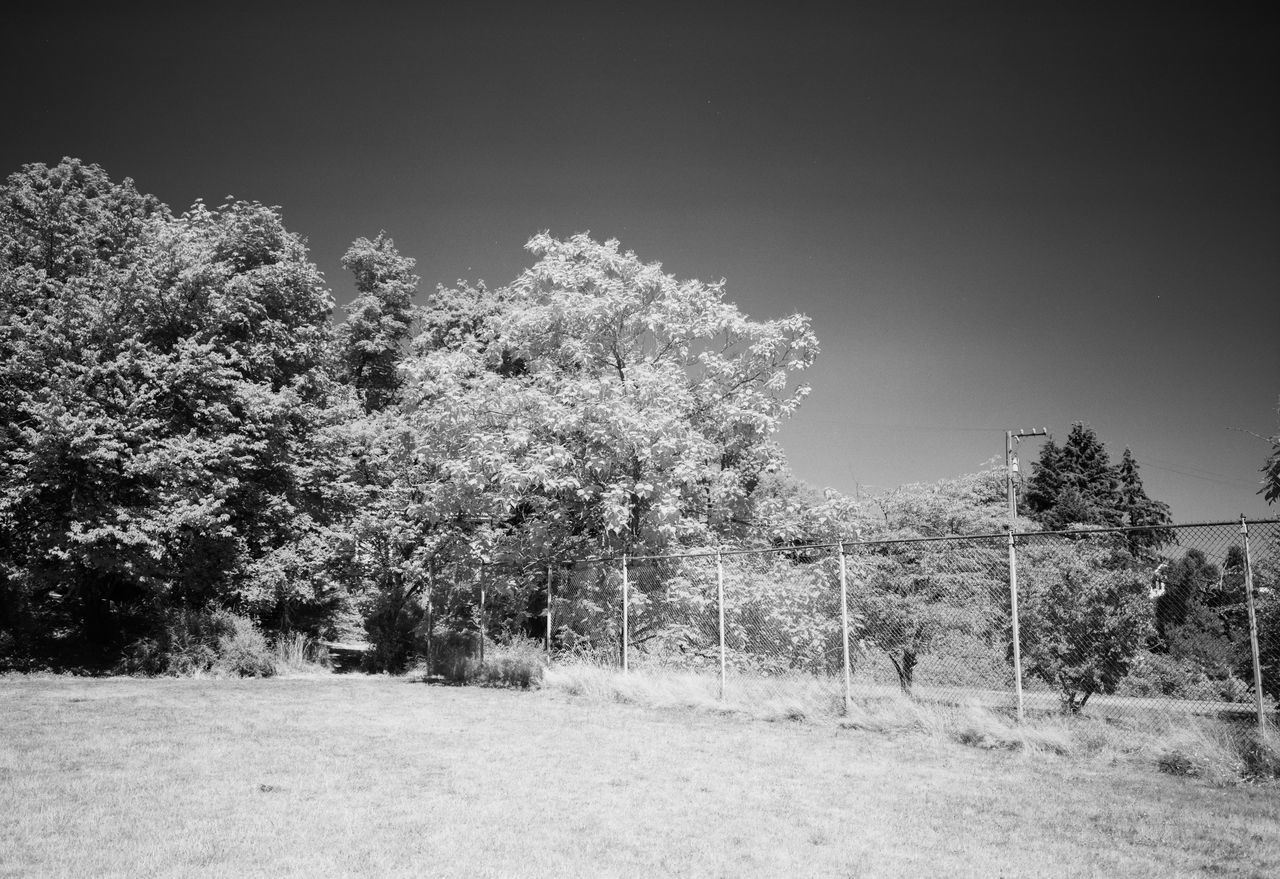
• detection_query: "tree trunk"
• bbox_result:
[890,649,917,696]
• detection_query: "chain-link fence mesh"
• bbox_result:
[1013,521,1278,722]
[421,520,1278,724]
[539,519,1279,724]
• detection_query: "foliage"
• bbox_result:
[1155,548,1221,637]
[213,613,278,677]
[1262,397,1280,505]
[119,606,277,677]
[456,637,546,688]
[337,232,819,649]
[849,466,1012,693]
[1023,424,1172,550]
[0,159,350,667]
[337,233,419,413]
[1117,648,1252,704]
[1016,535,1154,712]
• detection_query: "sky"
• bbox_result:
[4,2,1277,522]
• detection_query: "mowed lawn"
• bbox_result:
[1,676,1278,878]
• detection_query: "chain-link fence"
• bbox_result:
[534,519,1279,727]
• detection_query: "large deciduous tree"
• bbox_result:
[346,233,818,659]
[399,232,819,555]
[0,159,348,666]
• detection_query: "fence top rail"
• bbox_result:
[552,518,1280,567]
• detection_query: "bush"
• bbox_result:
[215,615,277,677]
[426,626,481,681]
[1118,650,1254,704]
[362,587,426,673]
[120,607,276,677]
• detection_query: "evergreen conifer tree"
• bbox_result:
[1023,423,1171,544]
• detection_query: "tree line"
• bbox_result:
[2,158,1276,693]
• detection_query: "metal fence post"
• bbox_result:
[838,542,852,716]
[1007,527,1025,723]
[621,554,630,672]
[545,563,553,654]
[717,548,726,702]
[1241,516,1268,732]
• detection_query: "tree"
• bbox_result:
[0,159,350,667]
[1017,535,1153,712]
[1024,423,1119,529]
[334,233,819,661]
[393,232,819,555]
[849,466,1015,694]
[338,233,419,412]
[1115,448,1174,550]
[1023,424,1171,548]
[1262,397,1280,505]
[1154,548,1220,637]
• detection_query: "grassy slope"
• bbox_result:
[1,677,1277,879]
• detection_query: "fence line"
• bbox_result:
[422,519,1278,730]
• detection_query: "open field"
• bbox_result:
[2,676,1279,878]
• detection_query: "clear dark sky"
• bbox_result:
[5,2,1277,521]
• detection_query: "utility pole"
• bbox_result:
[1005,428,1048,522]
[1005,427,1047,723]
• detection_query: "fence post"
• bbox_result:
[838,542,852,716]
[717,548,726,702]
[1007,527,1025,723]
[545,563,553,654]
[478,566,485,664]
[1241,516,1268,732]
[622,554,630,673]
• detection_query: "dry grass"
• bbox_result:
[2,675,1279,878]
[545,662,1280,783]
[270,633,331,677]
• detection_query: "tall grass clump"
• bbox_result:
[271,632,329,675]
[460,638,546,689]
[1156,723,1280,784]
[543,664,1280,783]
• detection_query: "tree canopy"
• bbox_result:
[0,160,823,670]
[1023,423,1171,549]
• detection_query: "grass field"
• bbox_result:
[2,675,1279,878]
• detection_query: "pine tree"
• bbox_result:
[1116,448,1173,551]
[1023,424,1171,544]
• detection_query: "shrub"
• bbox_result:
[1118,651,1255,704]
[427,626,481,681]
[120,608,230,675]
[215,615,277,677]
[120,607,278,677]
[362,587,425,673]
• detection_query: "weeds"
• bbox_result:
[544,662,1280,784]
[455,639,546,689]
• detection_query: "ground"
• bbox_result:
[1,675,1277,878]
